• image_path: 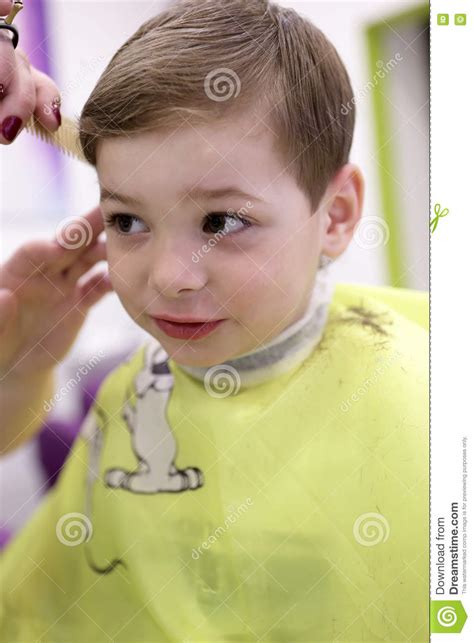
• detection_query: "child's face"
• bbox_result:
[96,108,333,367]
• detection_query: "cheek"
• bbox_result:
[219,235,299,303]
[234,241,313,318]
[276,229,320,290]
[106,243,144,296]
[226,269,284,324]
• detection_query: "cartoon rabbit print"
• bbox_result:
[104,342,204,494]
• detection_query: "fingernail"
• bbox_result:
[52,106,62,127]
[51,96,62,127]
[1,115,23,142]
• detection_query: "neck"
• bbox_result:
[175,267,334,388]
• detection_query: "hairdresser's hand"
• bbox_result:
[0,206,113,381]
[0,1,62,143]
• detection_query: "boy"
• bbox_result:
[0,0,428,640]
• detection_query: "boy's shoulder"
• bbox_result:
[299,282,429,457]
[324,281,428,357]
[330,281,428,331]
[317,281,428,413]
[325,282,428,347]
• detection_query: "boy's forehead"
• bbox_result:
[96,113,293,206]
[97,109,274,164]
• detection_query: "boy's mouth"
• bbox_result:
[150,316,226,340]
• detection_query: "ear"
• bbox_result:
[318,163,364,259]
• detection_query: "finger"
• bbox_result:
[63,240,107,284]
[0,52,35,144]
[0,287,17,334]
[0,1,14,15]
[2,239,67,279]
[30,66,62,131]
[76,272,113,313]
[50,205,106,272]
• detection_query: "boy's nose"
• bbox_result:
[147,235,206,297]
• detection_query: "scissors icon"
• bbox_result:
[430,203,449,234]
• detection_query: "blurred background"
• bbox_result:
[0,0,429,546]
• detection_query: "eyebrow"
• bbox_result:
[187,186,266,204]
[99,185,266,206]
[99,187,142,206]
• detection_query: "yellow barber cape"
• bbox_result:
[0,283,429,642]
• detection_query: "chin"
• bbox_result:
[142,328,224,367]
[166,346,231,369]
[144,317,242,367]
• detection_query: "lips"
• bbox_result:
[155,314,221,324]
[151,317,225,340]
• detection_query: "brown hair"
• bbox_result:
[79,0,355,211]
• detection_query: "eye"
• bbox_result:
[103,213,148,236]
[103,210,253,237]
[202,212,252,236]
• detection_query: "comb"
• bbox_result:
[23,114,87,163]
[5,1,87,163]
[5,0,24,25]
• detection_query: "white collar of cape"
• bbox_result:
[146,266,335,390]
